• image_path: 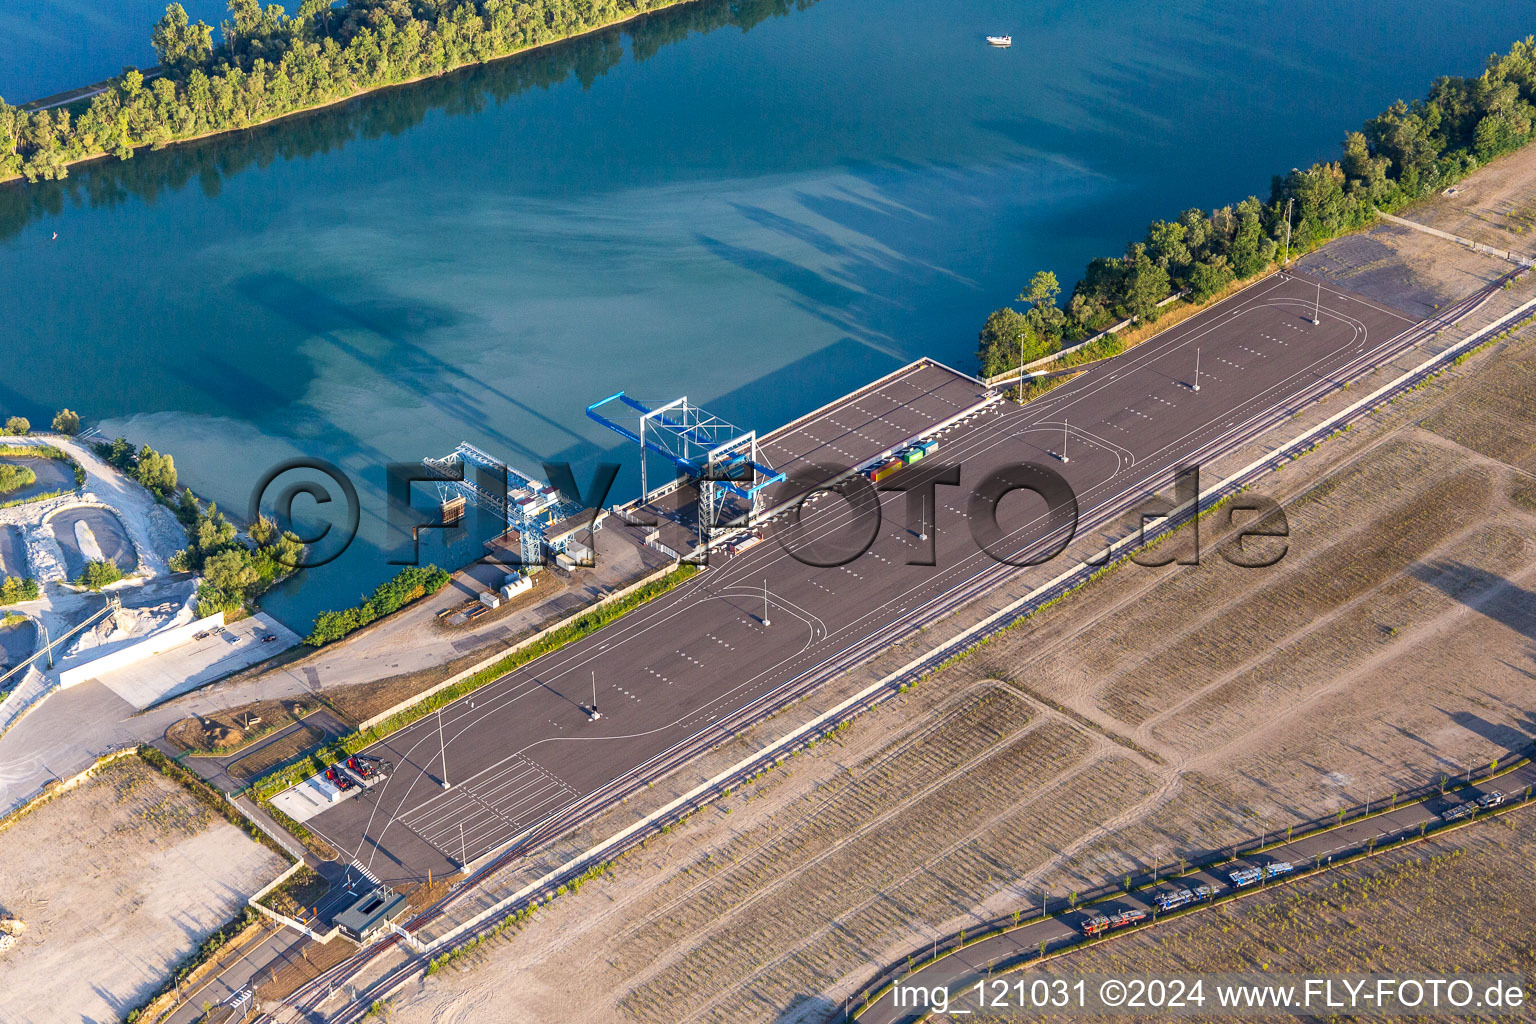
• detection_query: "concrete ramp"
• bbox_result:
[272,772,355,823]
[62,613,300,709]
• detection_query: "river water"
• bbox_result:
[4,0,1531,630]
[0,0,228,102]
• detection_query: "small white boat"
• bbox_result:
[986,34,1012,47]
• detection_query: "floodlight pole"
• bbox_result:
[1061,420,1070,463]
[1193,348,1200,392]
[763,578,771,627]
[438,707,451,790]
[588,670,601,721]
[1312,281,1322,325]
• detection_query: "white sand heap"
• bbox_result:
[73,520,105,563]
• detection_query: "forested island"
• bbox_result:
[979,37,1536,377]
[0,0,811,183]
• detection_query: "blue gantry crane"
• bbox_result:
[586,393,785,540]
[422,442,585,568]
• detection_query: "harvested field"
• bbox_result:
[956,812,1536,1021]
[0,756,285,1023]
[382,171,1536,1024]
[1422,327,1536,473]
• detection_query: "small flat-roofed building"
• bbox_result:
[335,886,408,942]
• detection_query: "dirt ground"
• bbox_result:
[957,810,1536,1021]
[0,756,286,1024]
[1297,220,1506,317]
[1405,141,1536,261]
[165,696,323,753]
[373,181,1536,1024]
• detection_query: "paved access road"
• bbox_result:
[851,765,1536,1024]
[302,270,1429,885]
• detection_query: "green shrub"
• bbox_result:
[75,560,124,590]
[0,463,36,495]
[51,409,81,434]
[0,576,40,605]
[304,565,452,646]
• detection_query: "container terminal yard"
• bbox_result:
[291,268,1428,884]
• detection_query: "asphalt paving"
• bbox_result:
[302,270,1427,885]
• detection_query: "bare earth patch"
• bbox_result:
[0,757,286,1023]
[955,812,1536,1021]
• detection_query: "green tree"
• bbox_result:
[4,416,29,435]
[1226,199,1276,278]
[152,4,215,71]
[202,548,259,594]
[197,502,238,551]
[248,512,277,546]
[105,436,135,469]
[0,576,41,605]
[271,530,304,569]
[1018,270,1060,309]
[1120,246,1171,322]
[976,306,1032,378]
[133,445,178,492]
[0,99,20,179]
[1186,257,1235,302]
[51,408,81,434]
[1145,218,1192,277]
[1364,99,1445,194]
[1340,130,1392,204]
[76,560,125,590]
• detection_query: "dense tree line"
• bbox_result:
[97,435,180,495]
[0,0,811,242]
[96,434,301,614]
[169,498,305,615]
[979,37,1536,376]
[305,563,450,644]
[0,0,813,183]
